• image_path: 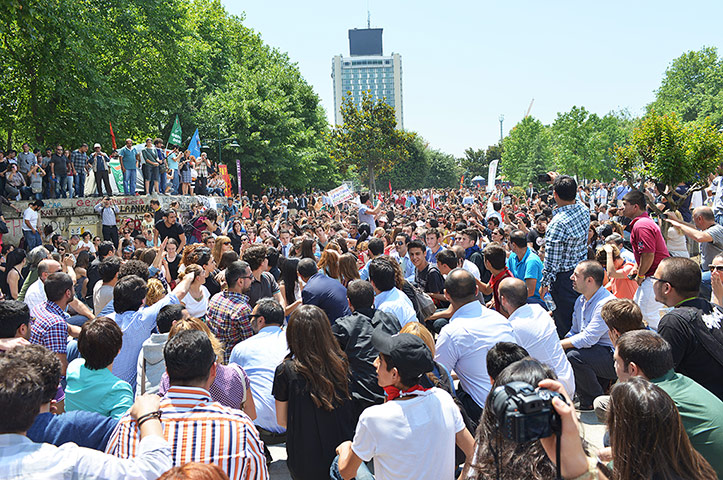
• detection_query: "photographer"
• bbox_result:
[460,358,560,480]
[537,377,717,480]
[94,197,119,247]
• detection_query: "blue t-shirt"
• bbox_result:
[27,411,118,451]
[167,152,179,170]
[507,247,544,301]
[118,146,138,170]
[358,204,376,230]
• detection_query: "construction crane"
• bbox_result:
[524,98,535,118]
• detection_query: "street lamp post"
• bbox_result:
[201,124,240,168]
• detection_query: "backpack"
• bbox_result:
[411,283,437,322]
[183,216,203,242]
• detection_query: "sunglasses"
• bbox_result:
[710,265,723,272]
[395,241,404,245]
[223,242,231,246]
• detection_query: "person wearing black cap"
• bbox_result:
[333,330,474,480]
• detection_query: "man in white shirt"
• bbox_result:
[435,269,517,425]
[369,258,417,326]
[25,258,93,324]
[22,200,43,251]
[0,353,171,480]
[334,330,474,480]
[229,298,289,443]
[497,277,575,396]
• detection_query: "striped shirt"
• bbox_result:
[106,386,268,480]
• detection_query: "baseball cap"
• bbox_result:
[371,330,434,379]
[94,143,101,149]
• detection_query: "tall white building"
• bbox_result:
[332,28,404,128]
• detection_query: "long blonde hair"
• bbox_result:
[212,235,230,265]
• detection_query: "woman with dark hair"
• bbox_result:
[537,376,717,480]
[300,237,316,260]
[272,305,356,480]
[278,256,302,315]
[461,358,559,480]
[74,250,91,301]
[165,238,181,284]
[3,248,26,299]
[228,220,245,253]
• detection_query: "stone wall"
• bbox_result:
[3,195,221,245]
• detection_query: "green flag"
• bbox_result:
[168,115,182,147]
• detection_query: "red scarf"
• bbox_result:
[383,384,429,401]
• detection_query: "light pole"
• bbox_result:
[201,124,240,167]
[499,114,504,144]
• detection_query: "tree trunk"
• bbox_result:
[367,163,377,195]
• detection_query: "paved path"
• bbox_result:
[266,412,607,479]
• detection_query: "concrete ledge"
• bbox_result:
[3,195,223,245]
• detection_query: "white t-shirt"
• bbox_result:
[78,239,96,254]
[25,279,47,311]
[181,286,209,318]
[351,388,465,480]
[508,304,576,396]
[22,207,38,231]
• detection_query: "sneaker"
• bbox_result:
[574,399,594,412]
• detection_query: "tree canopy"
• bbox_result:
[0,0,335,192]
[500,116,554,187]
[648,46,723,127]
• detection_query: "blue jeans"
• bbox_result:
[330,455,375,480]
[171,170,180,194]
[74,171,86,197]
[23,230,42,250]
[55,174,68,198]
[123,169,137,195]
[67,314,90,327]
[159,167,167,194]
[65,175,75,198]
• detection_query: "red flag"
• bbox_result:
[459,175,465,189]
[109,121,117,150]
[378,192,383,203]
[389,180,392,195]
[430,192,436,209]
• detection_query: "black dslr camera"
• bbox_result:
[489,381,566,443]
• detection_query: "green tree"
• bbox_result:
[486,143,503,162]
[460,147,488,178]
[376,135,431,190]
[500,116,554,187]
[615,111,723,214]
[425,150,462,189]
[329,91,415,193]
[648,46,723,127]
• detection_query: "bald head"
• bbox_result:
[693,206,715,224]
[450,245,466,260]
[444,268,477,303]
[498,277,528,311]
[38,259,62,282]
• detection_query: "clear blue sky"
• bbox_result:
[223,0,723,157]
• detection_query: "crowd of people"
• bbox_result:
[0,171,722,480]
[0,139,229,200]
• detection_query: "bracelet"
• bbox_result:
[136,410,162,428]
[567,457,600,480]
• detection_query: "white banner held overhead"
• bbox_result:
[486,160,499,192]
[328,184,354,206]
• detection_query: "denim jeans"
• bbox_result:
[148,165,160,193]
[159,167,167,194]
[23,230,42,251]
[54,174,68,198]
[329,455,375,480]
[74,171,86,197]
[171,170,180,194]
[123,168,137,195]
[551,269,577,338]
[566,344,616,407]
[65,175,75,198]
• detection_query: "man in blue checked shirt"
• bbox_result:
[539,173,590,338]
[561,260,616,411]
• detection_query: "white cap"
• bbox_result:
[93,143,101,149]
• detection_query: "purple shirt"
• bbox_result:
[159,362,250,410]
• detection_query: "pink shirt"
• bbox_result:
[630,213,670,276]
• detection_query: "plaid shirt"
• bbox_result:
[106,386,268,480]
[207,291,253,362]
[541,202,590,287]
[30,301,69,355]
[70,149,89,171]
[195,157,209,176]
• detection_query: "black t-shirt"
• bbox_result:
[416,264,444,295]
[154,220,184,243]
[658,298,723,401]
[51,154,67,175]
[272,359,355,480]
[527,228,545,253]
[246,271,279,308]
[167,255,180,282]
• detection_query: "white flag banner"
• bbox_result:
[328,184,354,206]
[486,160,499,192]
